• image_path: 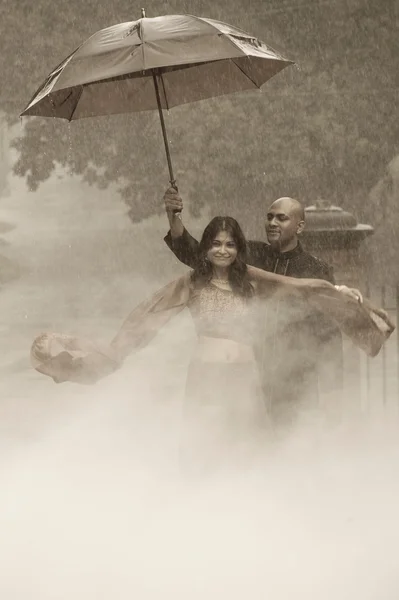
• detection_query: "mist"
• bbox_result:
[1,349,399,599]
[1,164,399,599]
[1,0,399,587]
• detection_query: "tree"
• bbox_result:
[2,0,399,230]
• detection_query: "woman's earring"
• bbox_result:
[201,255,209,270]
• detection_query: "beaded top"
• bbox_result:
[188,283,255,345]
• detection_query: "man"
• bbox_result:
[162,188,344,425]
[163,190,333,280]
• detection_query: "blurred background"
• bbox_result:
[1,0,397,406]
[0,2,398,598]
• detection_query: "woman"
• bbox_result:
[31,217,394,412]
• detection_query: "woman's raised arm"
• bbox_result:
[247,266,394,357]
[31,273,193,385]
[247,265,334,299]
[110,272,192,360]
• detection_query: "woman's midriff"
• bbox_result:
[193,335,255,364]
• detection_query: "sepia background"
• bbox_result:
[0,1,399,598]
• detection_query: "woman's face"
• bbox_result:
[207,230,238,269]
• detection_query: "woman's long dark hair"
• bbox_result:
[191,216,254,299]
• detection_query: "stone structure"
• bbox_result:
[301,200,374,288]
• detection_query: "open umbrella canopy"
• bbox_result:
[21,14,293,120]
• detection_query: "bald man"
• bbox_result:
[265,197,305,253]
[163,188,342,425]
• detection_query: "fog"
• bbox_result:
[0,165,399,599]
[2,353,399,599]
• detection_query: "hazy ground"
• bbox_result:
[1,167,399,599]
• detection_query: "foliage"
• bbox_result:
[1,0,399,230]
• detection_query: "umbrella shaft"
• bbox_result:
[152,73,176,189]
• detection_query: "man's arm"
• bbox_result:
[163,187,200,269]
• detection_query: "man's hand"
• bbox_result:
[163,187,184,239]
[164,187,183,214]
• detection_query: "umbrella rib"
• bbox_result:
[218,32,249,59]
[68,86,84,121]
[231,58,261,89]
[187,14,290,63]
[20,50,76,116]
[185,14,252,62]
[186,13,252,40]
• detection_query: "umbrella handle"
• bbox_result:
[152,73,181,215]
[152,75,178,186]
[152,73,181,216]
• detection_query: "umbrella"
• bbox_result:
[21,10,293,188]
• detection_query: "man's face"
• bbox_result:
[265,199,304,251]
